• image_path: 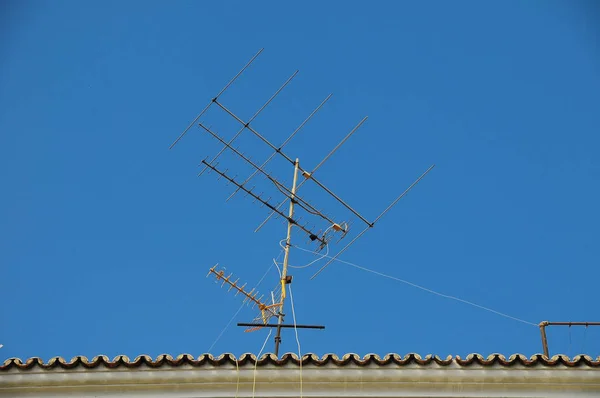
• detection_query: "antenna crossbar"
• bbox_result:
[199,123,341,228]
[237,323,325,329]
[255,116,369,232]
[226,94,333,202]
[201,160,327,245]
[215,99,373,227]
[198,70,299,176]
[214,99,295,166]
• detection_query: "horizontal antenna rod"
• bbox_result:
[255,116,369,232]
[215,101,370,223]
[201,160,327,245]
[169,48,263,149]
[199,123,338,227]
[227,94,333,202]
[237,323,325,329]
[198,70,299,176]
[310,164,436,280]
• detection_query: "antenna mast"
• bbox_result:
[274,158,300,355]
[171,49,435,356]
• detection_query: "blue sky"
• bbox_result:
[1,0,599,361]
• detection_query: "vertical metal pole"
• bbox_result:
[274,158,300,357]
[539,321,549,357]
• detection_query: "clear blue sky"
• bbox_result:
[1,0,599,361]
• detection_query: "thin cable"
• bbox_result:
[280,229,331,269]
[292,244,538,327]
[207,251,282,353]
[252,329,272,398]
[273,258,282,278]
[289,243,329,269]
[288,284,303,398]
[234,358,240,398]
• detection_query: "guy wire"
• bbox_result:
[292,244,537,327]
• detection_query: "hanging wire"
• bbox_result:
[234,358,240,398]
[280,232,331,269]
[273,258,282,278]
[252,329,272,398]
[289,283,303,398]
[291,244,538,327]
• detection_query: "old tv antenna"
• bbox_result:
[170,48,434,356]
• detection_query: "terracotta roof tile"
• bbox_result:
[2,353,599,371]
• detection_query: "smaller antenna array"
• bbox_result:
[171,48,434,355]
[207,265,282,333]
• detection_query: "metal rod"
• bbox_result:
[539,321,549,357]
[372,164,435,224]
[199,123,337,226]
[255,116,368,232]
[274,159,300,357]
[218,101,373,226]
[198,70,298,175]
[169,48,263,149]
[215,100,296,165]
[312,116,368,173]
[310,164,436,280]
[226,94,333,201]
[237,323,325,329]
[201,160,326,245]
[538,320,600,357]
[303,171,372,226]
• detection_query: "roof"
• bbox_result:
[2,352,600,370]
[2,353,600,397]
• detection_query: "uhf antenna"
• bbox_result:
[170,49,434,356]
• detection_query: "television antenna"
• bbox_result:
[170,48,435,356]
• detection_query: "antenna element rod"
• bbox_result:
[199,123,338,226]
[169,48,263,149]
[310,164,435,280]
[255,116,369,232]
[227,94,333,201]
[198,70,299,175]
[201,160,326,245]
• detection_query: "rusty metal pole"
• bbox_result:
[539,321,549,357]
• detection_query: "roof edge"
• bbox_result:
[2,352,600,371]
